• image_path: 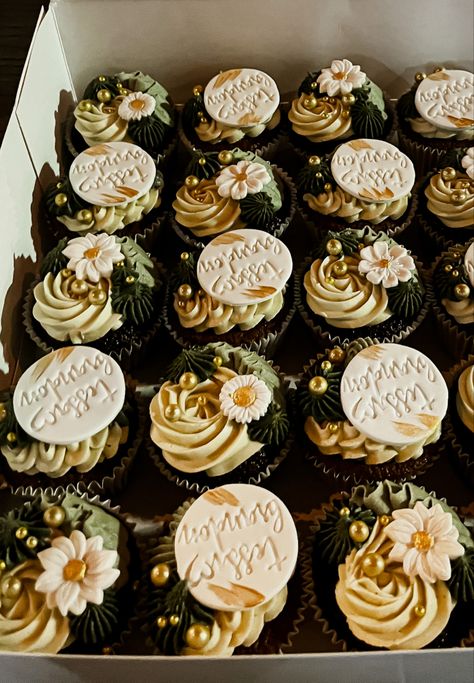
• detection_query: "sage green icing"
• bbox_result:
[61,494,121,553]
[0,499,51,569]
[317,504,376,566]
[70,589,120,645]
[166,347,217,383]
[313,228,360,259]
[115,237,155,288]
[44,177,87,219]
[354,79,387,119]
[182,90,205,129]
[232,149,282,212]
[116,71,173,127]
[448,548,474,603]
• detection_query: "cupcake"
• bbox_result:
[142,484,299,655]
[171,148,295,249]
[165,229,294,354]
[397,68,474,175]
[26,232,161,364]
[179,68,283,157]
[45,142,164,244]
[148,343,290,491]
[69,71,176,161]
[0,346,142,495]
[297,139,416,237]
[296,341,448,483]
[296,227,428,346]
[0,493,136,654]
[432,241,474,357]
[288,59,394,158]
[310,480,474,650]
[442,356,474,484]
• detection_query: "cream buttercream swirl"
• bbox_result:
[33,272,122,343]
[195,110,280,144]
[74,96,130,146]
[305,418,441,464]
[303,255,391,329]
[172,180,243,237]
[174,289,284,334]
[149,366,264,476]
[424,173,474,228]
[289,95,353,143]
[304,186,409,224]
[408,116,473,141]
[0,560,70,653]
[441,296,474,324]
[335,520,454,649]
[456,364,474,432]
[1,422,126,477]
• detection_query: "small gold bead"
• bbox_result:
[98,75,107,82]
[1,576,22,599]
[97,88,112,103]
[414,604,426,618]
[325,276,335,285]
[310,81,318,90]
[328,347,345,363]
[197,395,207,406]
[56,182,63,189]
[454,283,470,300]
[308,155,321,166]
[451,190,467,204]
[196,111,204,118]
[329,97,336,104]
[116,260,124,268]
[179,372,199,391]
[308,376,328,396]
[0,560,6,572]
[78,100,92,112]
[328,422,339,433]
[164,405,181,422]
[322,113,330,119]
[341,93,356,106]
[102,646,113,656]
[26,536,38,549]
[54,192,68,207]
[339,507,351,517]
[0,403,7,421]
[415,72,426,83]
[327,240,343,257]
[213,356,223,367]
[452,252,461,259]
[169,614,180,626]
[460,181,470,189]
[178,284,193,300]
[321,96,328,102]
[441,167,456,181]
[303,95,317,110]
[181,252,190,262]
[198,157,207,166]
[150,563,171,587]
[358,243,365,250]
[321,360,332,372]
[333,260,348,278]
[125,275,135,284]
[315,172,322,178]
[341,110,350,119]
[193,85,203,96]
[349,520,370,544]
[362,552,385,577]
[6,432,17,444]
[70,279,89,297]
[77,209,93,223]
[156,616,168,629]
[178,300,185,309]
[379,514,391,527]
[43,506,66,528]
[452,269,459,278]
[185,623,211,649]
[218,150,234,165]
[185,175,200,188]
[199,117,207,125]
[61,268,72,278]
[324,182,332,192]
[88,289,108,305]
[15,527,28,540]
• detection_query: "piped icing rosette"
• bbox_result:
[313,480,474,650]
[73,71,176,156]
[456,364,474,433]
[143,484,298,656]
[0,494,131,653]
[433,241,474,326]
[149,343,289,482]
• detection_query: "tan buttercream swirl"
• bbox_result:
[335,520,454,649]
[74,96,130,146]
[303,255,391,329]
[304,186,410,224]
[33,272,122,343]
[424,173,474,228]
[172,180,243,237]
[149,366,263,476]
[58,188,161,235]
[195,109,281,144]
[288,95,353,143]
[442,297,474,324]
[1,422,126,477]
[408,116,473,141]
[305,418,441,464]
[174,289,284,334]
[456,364,474,432]
[0,560,70,653]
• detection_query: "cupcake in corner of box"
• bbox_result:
[397,67,474,175]
[179,68,283,157]
[442,355,474,484]
[296,226,428,346]
[170,148,296,249]
[310,480,474,650]
[147,343,290,491]
[297,139,416,237]
[0,347,140,495]
[296,340,449,483]
[142,484,299,655]
[165,229,294,355]
[287,59,394,157]
[0,493,136,654]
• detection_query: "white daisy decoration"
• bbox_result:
[35,530,120,616]
[62,233,124,283]
[317,59,367,97]
[358,242,415,288]
[118,91,155,121]
[215,160,271,200]
[461,147,474,180]
[385,501,464,583]
[219,374,272,424]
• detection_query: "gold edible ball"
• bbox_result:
[213,356,223,367]
[102,646,113,656]
[77,209,93,223]
[1,576,22,599]
[315,172,323,179]
[451,190,467,204]
[308,376,328,396]
[70,279,89,296]
[0,403,7,421]
[341,93,356,106]
[441,167,456,181]
[454,283,470,300]
[164,405,181,422]
[218,150,234,165]
[308,155,321,166]
[150,563,171,587]
[460,181,470,189]
[326,239,342,256]
[197,395,207,406]
[26,536,38,549]
[199,117,208,125]
[156,616,168,629]
[324,182,332,192]
[54,192,68,207]
[414,604,426,618]
[328,422,339,433]
[43,505,66,528]
[341,110,350,119]
[452,269,460,278]
[98,75,107,82]
[0,560,6,572]
[339,506,351,517]
[325,276,335,285]
[349,520,370,544]
[198,157,207,166]
[303,95,317,110]
[178,284,193,300]
[321,96,328,102]
[379,514,391,527]
[333,260,348,278]
[125,275,135,284]
[15,527,28,540]
[179,372,199,391]
[328,347,345,364]
[181,252,190,262]
[169,614,180,626]
[310,81,318,90]
[185,175,200,188]
[116,260,124,268]
[97,88,112,103]
[88,288,108,305]
[444,264,453,272]
[185,623,211,650]
[193,85,203,96]
[361,552,385,577]
[414,72,427,83]
[61,268,72,278]
[320,360,332,372]
[6,432,17,444]
[79,100,93,112]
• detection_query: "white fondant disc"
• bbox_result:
[331,139,415,203]
[203,68,280,128]
[69,141,155,207]
[464,242,474,288]
[197,229,292,306]
[175,484,298,612]
[340,343,448,448]
[415,69,474,132]
[13,347,126,445]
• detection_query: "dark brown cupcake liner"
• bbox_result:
[416,180,474,251]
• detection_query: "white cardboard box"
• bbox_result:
[0,1,473,680]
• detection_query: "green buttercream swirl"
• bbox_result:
[397,87,418,121]
[115,237,155,288]
[69,589,120,646]
[83,75,122,101]
[313,228,360,259]
[182,90,205,129]
[316,504,376,566]
[387,276,424,318]
[169,250,199,291]
[166,347,217,383]
[128,116,167,158]
[0,499,51,569]
[185,151,222,180]
[297,157,333,196]
[448,549,474,603]
[297,71,321,96]
[239,192,276,228]
[247,403,289,446]
[39,238,68,277]
[434,245,470,300]
[111,267,155,325]
[44,177,87,219]
[351,98,386,139]
[298,358,345,422]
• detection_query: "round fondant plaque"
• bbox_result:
[175,484,298,612]
[13,347,126,445]
[415,69,474,132]
[69,141,155,207]
[331,139,415,203]
[203,68,280,128]
[340,343,448,448]
[196,229,292,306]
[464,242,474,288]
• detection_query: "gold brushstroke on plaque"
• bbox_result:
[32,347,76,382]
[243,286,277,299]
[203,488,240,507]
[214,69,242,89]
[208,582,265,608]
[211,233,246,246]
[417,414,440,429]
[116,186,138,198]
[392,421,426,437]
[359,187,395,201]
[101,194,126,204]
[238,112,260,126]
[446,115,474,128]
[84,144,112,156]
[358,345,384,361]
[427,71,450,81]
[348,140,373,151]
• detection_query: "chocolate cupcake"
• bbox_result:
[442,355,474,484]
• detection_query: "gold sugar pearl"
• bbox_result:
[326,239,342,256]
[444,264,453,272]
[320,360,332,372]
[379,514,391,527]
[88,289,107,305]
[169,615,180,626]
[328,347,345,364]
[98,76,107,82]
[178,284,193,300]
[213,356,223,367]
[6,432,17,444]
[0,403,7,421]
[310,81,318,90]
[333,260,348,278]
[341,93,355,106]
[43,506,66,528]
[308,376,328,396]
[25,536,38,550]
[218,150,234,165]
[0,560,6,572]
[414,605,426,618]
[362,552,385,578]
[77,209,93,223]
[198,157,207,166]
[185,623,211,649]
[441,167,456,181]
[339,507,351,517]
[415,72,426,82]
[451,269,459,278]
[193,85,203,96]
[327,422,339,433]
[315,172,323,179]
[181,252,190,262]
[97,89,112,103]
[454,283,470,300]
[102,647,113,656]
[1,576,22,599]
[150,563,171,587]
[70,279,89,297]
[349,520,370,544]
[156,616,168,629]
[325,276,335,285]
[15,527,28,540]
[197,395,207,406]
[55,193,68,207]
[185,175,199,188]
[125,275,135,284]
[303,95,317,110]
[308,155,321,166]
[324,182,332,192]
[164,405,181,422]
[179,372,199,391]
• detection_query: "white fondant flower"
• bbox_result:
[461,147,474,180]
[317,59,367,97]
[358,242,415,288]
[35,530,120,617]
[62,233,123,283]
[118,91,155,121]
[385,501,464,583]
[215,160,271,200]
[219,374,272,424]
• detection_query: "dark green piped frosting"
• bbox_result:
[298,358,345,422]
[128,116,166,158]
[313,229,360,259]
[169,251,199,291]
[183,90,205,129]
[40,237,69,277]
[297,71,321,96]
[240,192,276,228]
[0,392,31,450]
[186,152,221,180]
[83,75,121,101]
[298,157,333,195]
[397,87,418,121]
[387,277,424,318]
[166,347,217,383]
[351,98,385,139]
[317,504,376,566]
[448,548,474,603]
[70,589,120,646]
[248,403,289,447]
[111,267,155,325]
[0,499,51,569]
[44,177,87,218]
[434,245,470,300]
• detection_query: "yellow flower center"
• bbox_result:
[379,259,390,268]
[234,172,248,182]
[412,531,433,552]
[233,386,256,408]
[130,98,146,110]
[63,559,87,582]
[84,247,100,259]
[334,72,345,80]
